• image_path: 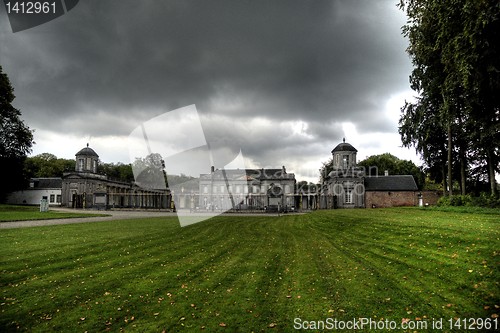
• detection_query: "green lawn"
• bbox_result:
[0,205,109,222]
[0,208,498,332]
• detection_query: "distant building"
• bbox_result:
[198,166,296,211]
[321,139,419,209]
[321,139,365,208]
[365,175,419,208]
[61,144,169,209]
[6,178,62,206]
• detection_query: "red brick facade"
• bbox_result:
[365,190,442,208]
[365,191,417,208]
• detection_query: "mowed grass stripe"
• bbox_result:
[1,208,498,332]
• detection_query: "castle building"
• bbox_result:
[321,139,419,208]
[322,139,365,208]
[198,166,296,211]
[61,145,169,209]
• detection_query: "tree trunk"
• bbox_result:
[460,147,466,195]
[442,163,447,196]
[486,149,497,196]
[447,122,453,196]
[458,116,466,196]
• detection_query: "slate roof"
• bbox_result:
[364,175,418,191]
[76,146,99,157]
[31,178,63,189]
[331,142,357,153]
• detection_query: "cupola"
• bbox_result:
[75,143,99,173]
[331,138,357,169]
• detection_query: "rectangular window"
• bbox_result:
[203,186,208,194]
[56,195,61,203]
[78,159,84,171]
[345,188,353,204]
[220,185,225,193]
[50,194,55,203]
[343,155,349,169]
[212,186,217,194]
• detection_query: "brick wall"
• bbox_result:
[420,191,442,206]
[365,191,417,208]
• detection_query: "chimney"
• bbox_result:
[211,166,215,173]
[384,170,389,176]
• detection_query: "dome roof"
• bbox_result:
[76,145,99,157]
[331,140,357,153]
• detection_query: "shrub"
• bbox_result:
[437,193,500,208]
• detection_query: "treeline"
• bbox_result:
[24,153,196,189]
[24,153,135,183]
[398,0,499,197]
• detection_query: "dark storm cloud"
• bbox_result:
[0,0,412,170]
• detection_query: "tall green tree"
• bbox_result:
[398,0,499,196]
[24,153,75,178]
[98,162,134,182]
[357,153,425,190]
[0,66,34,201]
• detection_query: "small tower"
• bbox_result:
[75,143,99,173]
[331,138,357,170]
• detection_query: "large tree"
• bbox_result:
[398,0,499,196]
[357,153,425,190]
[0,66,34,201]
[24,153,75,179]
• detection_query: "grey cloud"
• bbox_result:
[1,0,412,171]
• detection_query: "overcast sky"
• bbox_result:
[0,0,420,183]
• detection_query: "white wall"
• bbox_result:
[6,189,62,206]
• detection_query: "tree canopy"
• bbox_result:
[357,153,425,189]
[0,66,34,200]
[398,0,499,196]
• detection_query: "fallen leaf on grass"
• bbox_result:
[268,323,277,328]
[219,322,227,327]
